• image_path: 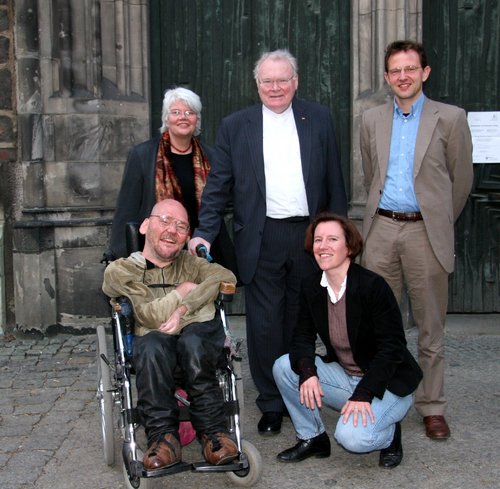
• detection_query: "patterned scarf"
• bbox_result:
[155,131,211,210]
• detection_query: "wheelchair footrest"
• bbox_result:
[133,457,249,479]
[140,461,192,478]
[191,454,249,473]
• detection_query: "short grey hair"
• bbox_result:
[159,87,202,136]
[253,49,298,82]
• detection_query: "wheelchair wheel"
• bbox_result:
[226,440,262,487]
[96,324,115,466]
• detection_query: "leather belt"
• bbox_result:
[273,216,309,223]
[376,208,423,222]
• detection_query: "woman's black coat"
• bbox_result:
[289,262,423,401]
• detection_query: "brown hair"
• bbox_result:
[384,40,428,72]
[304,212,363,259]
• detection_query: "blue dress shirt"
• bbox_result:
[379,93,425,212]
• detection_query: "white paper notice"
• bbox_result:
[467,111,500,164]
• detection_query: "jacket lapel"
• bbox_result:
[244,105,266,197]
[308,277,329,336]
[413,97,439,177]
[292,99,312,185]
[345,264,362,352]
[375,102,394,184]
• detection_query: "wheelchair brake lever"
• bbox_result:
[100,353,111,366]
[100,353,116,373]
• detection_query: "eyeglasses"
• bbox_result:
[387,65,421,78]
[258,75,296,88]
[168,109,198,118]
[149,215,190,235]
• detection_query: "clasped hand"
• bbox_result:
[158,281,197,334]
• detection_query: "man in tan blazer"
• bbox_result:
[360,40,473,440]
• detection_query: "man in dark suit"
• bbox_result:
[360,40,473,440]
[189,49,347,435]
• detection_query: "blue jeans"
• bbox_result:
[273,354,413,453]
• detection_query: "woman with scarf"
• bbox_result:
[108,87,235,271]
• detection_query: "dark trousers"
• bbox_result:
[245,217,316,413]
[133,316,226,443]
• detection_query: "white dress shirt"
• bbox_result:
[262,104,309,218]
[320,272,347,303]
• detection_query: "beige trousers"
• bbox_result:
[362,215,449,417]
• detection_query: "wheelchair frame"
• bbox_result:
[96,282,262,488]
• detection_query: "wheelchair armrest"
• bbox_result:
[110,297,135,331]
[110,297,135,357]
[218,281,236,303]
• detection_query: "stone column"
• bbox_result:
[0,0,17,333]
[13,0,150,332]
[350,0,422,219]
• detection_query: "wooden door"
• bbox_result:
[423,0,500,311]
[149,0,351,193]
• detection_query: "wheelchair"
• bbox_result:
[96,253,262,488]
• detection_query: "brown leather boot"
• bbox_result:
[201,432,238,465]
[143,433,182,470]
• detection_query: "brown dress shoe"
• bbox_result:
[143,433,182,470]
[201,432,238,465]
[423,415,450,440]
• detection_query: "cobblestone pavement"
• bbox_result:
[0,315,499,489]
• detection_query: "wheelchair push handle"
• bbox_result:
[195,244,213,263]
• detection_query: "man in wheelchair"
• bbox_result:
[102,198,238,470]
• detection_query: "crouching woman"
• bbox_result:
[273,212,422,469]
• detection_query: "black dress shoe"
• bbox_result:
[277,432,331,462]
[258,412,283,436]
[379,422,403,469]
